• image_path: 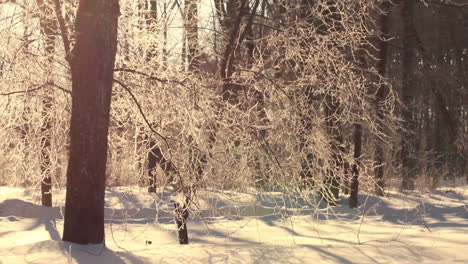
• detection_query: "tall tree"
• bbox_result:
[400,0,416,190]
[139,0,160,193]
[374,1,390,196]
[321,0,344,205]
[36,0,57,207]
[185,0,199,72]
[349,122,362,208]
[62,0,120,244]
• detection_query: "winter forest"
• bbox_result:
[0,0,467,263]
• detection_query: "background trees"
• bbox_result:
[0,0,466,244]
[383,0,468,190]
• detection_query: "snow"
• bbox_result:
[1,186,467,263]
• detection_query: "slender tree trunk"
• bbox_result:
[36,0,57,207]
[374,1,390,196]
[148,1,158,62]
[174,201,189,244]
[220,0,252,104]
[322,0,343,205]
[401,0,416,190]
[349,123,362,208]
[171,0,202,244]
[343,161,350,195]
[185,0,199,72]
[163,3,168,67]
[147,139,158,192]
[63,0,120,244]
[324,94,341,205]
[40,97,53,207]
[141,1,160,192]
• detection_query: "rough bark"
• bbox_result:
[62,0,120,244]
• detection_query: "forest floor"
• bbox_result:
[0,184,467,263]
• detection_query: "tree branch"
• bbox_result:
[0,84,46,96]
[113,78,171,150]
[114,68,187,87]
[52,0,72,64]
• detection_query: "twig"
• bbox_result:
[0,84,46,96]
[114,68,187,87]
[53,0,72,64]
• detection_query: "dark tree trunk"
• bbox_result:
[220,0,254,104]
[140,1,160,193]
[401,0,416,190]
[349,123,362,208]
[62,0,120,245]
[147,1,158,62]
[343,158,350,195]
[147,140,158,193]
[147,142,176,192]
[163,3,168,66]
[174,202,189,245]
[320,0,344,205]
[324,94,341,205]
[374,1,390,196]
[173,0,204,244]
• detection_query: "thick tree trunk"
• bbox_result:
[63,0,120,245]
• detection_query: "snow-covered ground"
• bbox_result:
[1,185,467,263]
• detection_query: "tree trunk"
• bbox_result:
[321,0,343,205]
[147,1,158,62]
[324,94,341,206]
[401,0,416,190]
[140,1,160,193]
[62,0,120,245]
[40,97,53,207]
[185,0,199,72]
[147,140,158,193]
[147,142,176,192]
[174,201,189,245]
[36,0,57,207]
[349,123,362,208]
[374,1,390,196]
